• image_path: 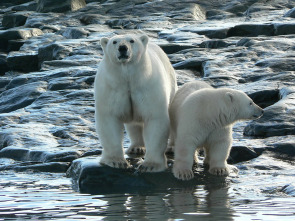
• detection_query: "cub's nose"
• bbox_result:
[118,45,128,53]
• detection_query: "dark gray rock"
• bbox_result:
[11,1,38,11]
[0,56,9,76]
[66,157,237,194]
[248,89,280,108]
[274,23,295,36]
[227,24,274,37]
[283,7,295,18]
[0,81,47,113]
[0,28,43,51]
[2,12,31,29]
[38,43,73,64]
[7,51,39,72]
[7,39,26,52]
[228,146,263,164]
[37,0,86,13]
[61,27,89,39]
[267,143,295,159]
[244,88,295,137]
[199,40,229,48]
[173,57,210,73]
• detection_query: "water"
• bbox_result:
[1,164,295,221]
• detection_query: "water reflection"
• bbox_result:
[98,182,235,220]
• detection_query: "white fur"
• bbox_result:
[95,34,176,172]
[170,81,264,180]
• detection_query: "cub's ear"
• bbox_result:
[140,34,149,46]
[226,92,234,103]
[100,37,109,49]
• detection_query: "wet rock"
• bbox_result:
[2,12,31,29]
[227,24,274,37]
[248,89,280,108]
[0,161,70,173]
[255,57,295,71]
[274,23,295,36]
[11,1,38,11]
[67,157,237,194]
[38,43,73,64]
[0,55,9,75]
[281,184,295,196]
[37,0,86,13]
[7,39,26,52]
[244,87,295,137]
[6,51,39,72]
[0,28,43,51]
[267,143,295,159]
[199,40,230,49]
[173,57,210,73]
[284,7,295,18]
[228,146,262,164]
[60,27,89,39]
[0,81,47,113]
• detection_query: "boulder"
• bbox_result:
[36,0,86,13]
[0,28,43,51]
[283,7,295,18]
[6,51,39,72]
[0,81,47,113]
[227,24,274,37]
[2,12,31,29]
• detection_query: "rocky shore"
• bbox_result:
[0,0,295,196]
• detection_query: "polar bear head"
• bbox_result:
[225,89,264,121]
[100,34,149,64]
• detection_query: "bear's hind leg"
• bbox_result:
[125,123,145,155]
[207,128,232,176]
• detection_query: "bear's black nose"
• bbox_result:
[119,45,128,53]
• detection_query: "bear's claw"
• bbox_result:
[100,158,131,169]
[209,167,229,176]
[173,168,194,181]
[136,161,166,173]
[126,146,145,155]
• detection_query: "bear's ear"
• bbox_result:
[226,92,234,103]
[140,34,149,46]
[100,37,109,49]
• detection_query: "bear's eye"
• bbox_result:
[113,41,117,45]
[249,102,253,106]
[130,39,134,43]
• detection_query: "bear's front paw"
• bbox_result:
[126,146,145,155]
[100,157,131,169]
[173,167,194,181]
[137,161,167,173]
[209,167,229,176]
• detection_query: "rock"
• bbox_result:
[281,184,295,196]
[0,81,47,113]
[199,40,230,48]
[61,27,89,39]
[37,0,86,13]
[274,23,295,36]
[267,143,295,159]
[0,28,43,51]
[228,146,262,164]
[7,39,26,52]
[11,1,38,11]
[2,12,31,29]
[38,43,73,65]
[283,7,295,18]
[227,24,274,37]
[6,51,39,72]
[247,89,280,108]
[66,156,237,194]
[255,57,295,71]
[244,87,295,137]
[0,55,9,75]
[173,57,210,73]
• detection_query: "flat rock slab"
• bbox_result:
[67,156,238,194]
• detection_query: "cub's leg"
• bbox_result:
[96,114,130,168]
[173,137,197,181]
[125,123,145,155]
[207,127,232,176]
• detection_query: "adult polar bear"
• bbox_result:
[95,33,177,172]
[170,81,264,180]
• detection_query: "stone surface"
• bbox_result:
[0,0,294,200]
[36,0,86,13]
[2,12,31,29]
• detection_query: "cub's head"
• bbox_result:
[226,89,264,121]
[100,34,149,64]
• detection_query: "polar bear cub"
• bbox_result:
[170,81,264,180]
[94,33,177,172]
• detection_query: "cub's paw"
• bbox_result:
[173,167,194,181]
[137,161,167,173]
[126,146,145,155]
[209,167,229,176]
[100,157,131,169]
